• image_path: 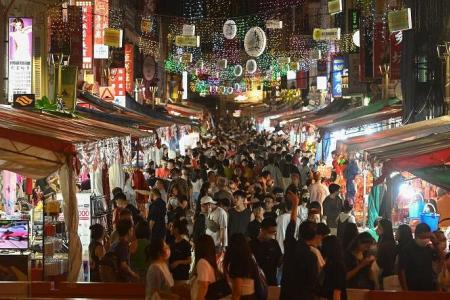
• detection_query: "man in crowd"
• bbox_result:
[322,183,343,233]
[228,190,252,238]
[203,195,228,252]
[147,188,167,242]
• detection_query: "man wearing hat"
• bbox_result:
[202,196,228,252]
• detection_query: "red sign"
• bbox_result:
[109,68,126,98]
[69,6,83,69]
[100,86,115,102]
[373,21,388,79]
[296,71,308,89]
[390,31,402,80]
[94,0,109,46]
[81,5,93,69]
[125,44,134,94]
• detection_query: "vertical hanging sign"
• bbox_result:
[94,0,109,59]
[390,31,402,80]
[332,58,344,97]
[82,6,93,69]
[8,18,33,102]
[125,43,134,94]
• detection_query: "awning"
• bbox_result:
[344,116,450,152]
[334,98,401,122]
[166,103,203,119]
[410,165,450,190]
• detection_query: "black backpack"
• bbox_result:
[336,215,350,243]
[99,251,120,282]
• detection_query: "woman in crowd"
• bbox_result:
[191,235,222,300]
[223,233,257,299]
[89,224,108,282]
[169,219,192,283]
[345,232,376,290]
[145,239,175,300]
[130,220,151,281]
[341,222,359,252]
[320,235,347,300]
[376,219,396,283]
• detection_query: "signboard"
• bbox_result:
[388,8,412,32]
[60,66,78,111]
[109,68,126,103]
[104,28,123,48]
[100,86,115,102]
[141,19,153,34]
[81,6,93,69]
[13,94,35,108]
[332,58,344,97]
[390,31,403,80]
[266,20,283,29]
[360,23,373,82]
[69,6,83,69]
[296,71,308,89]
[8,17,33,102]
[373,21,385,78]
[124,44,134,94]
[328,0,342,15]
[313,28,341,41]
[182,24,195,36]
[175,35,200,47]
[182,53,193,64]
[76,193,91,281]
[94,0,109,58]
[349,9,360,32]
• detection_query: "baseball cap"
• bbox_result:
[200,196,216,205]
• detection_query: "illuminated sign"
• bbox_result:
[8,17,33,102]
[313,28,341,41]
[332,58,344,97]
[81,6,93,69]
[328,0,342,15]
[175,35,200,47]
[94,0,109,58]
[109,68,126,106]
[124,44,134,94]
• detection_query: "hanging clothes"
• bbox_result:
[108,162,125,197]
[2,171,17,215]
[89,167,104,196]
[368,184,386,228]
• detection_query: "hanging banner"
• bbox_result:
[296,71,308,89]
[69,6,83,69]
[94,0,109,59]
[104,28,123,48]
[55,65,78,111]
[182,24,195,36]
[125,44,134,94]
[328,0,342,15]
[313,28,341,41]
[175,35,200,47]
[109,68,126,106]
[373,21,386,79]
[388,8,412,32]
[8,17,33,103]
[390,31,403,80]
[266,20,283,29]
[332,58,344,97]
[360,24,373,82]
[82,6,93,69]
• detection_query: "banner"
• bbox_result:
[313,28,341,41]
[104,28,123,48]
[82,6,93,69]
[8,17,32,102]
[390,31,403,80]
[69,6,83,69]
[56,66,78,111]
[332,58,344,97]
[175,35,200,47]
[109,68,126,106]
[328,0,342,15]
[360,24,373,82]
[125,44,134,94]
[373,21,386,79]
[388,8,412,32]
[94,0,109,59]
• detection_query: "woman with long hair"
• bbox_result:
[223,233,257,299]
[395,224,413,255]
[145,239,174,300]
[320,235,347,300]
[345,232,376,290]
[191,235,220,300]
[169,219,192,283]
[341,223,359,252]
[376,219,396,280]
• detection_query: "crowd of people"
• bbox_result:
[88,122,450,300]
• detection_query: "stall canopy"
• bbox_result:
[0,105,148,178]
[410,166,450,190]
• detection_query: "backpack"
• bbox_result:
[252,256,268,300]
[99,251,120,282]
[336,215,350,243]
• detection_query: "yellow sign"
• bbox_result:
[104,28,123,48]
[266,20,283,29]
[388,8,412,32]
[328,0,342,15]
[175,35,200,47]
[141,19,153,33]
[313,28,341,41]
[182,53,193,63]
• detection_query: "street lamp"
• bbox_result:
[437,42,450,115]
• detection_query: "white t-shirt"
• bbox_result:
[191,259,216,300]
[276,213,300,254]
[206,207,228,247]
[309,182,330,205]
[337,212,356,224]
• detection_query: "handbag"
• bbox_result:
[91,195,107,216]
[205,276,232,300]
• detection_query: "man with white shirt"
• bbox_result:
[309,171,329,206]
[202,196,228,252]
[276,197,300,254]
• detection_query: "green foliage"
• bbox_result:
[35,96,57,111]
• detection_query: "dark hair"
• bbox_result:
[349,232,375,252]
[317,223,331,236]
[397,224,413,248]
[322,235,344,265]
[342,200,353,213]
[329,184,340,194]
[261,170,271,179]
[261,217,277,229]
[299,221,317,241]
[151,188,162,198]
[377,219,395,244]
[173,219,189,236]
[12,18,24,31]
[233,190,247,199]
[415,223,431,237]
[342,223,359,251]
[116,219,132,237]
[194,235,218,276]
[223,234,255,278]
[112,187,123,196]
[135,220,150,239]
[147,239,166,262]
[89,224,105,240]
[114,192,127,202]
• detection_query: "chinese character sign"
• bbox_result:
[8,17,32,102]
[82,6,93,69]
[332,58,344,97]
[94,0,109,58]
[125,44,134,94]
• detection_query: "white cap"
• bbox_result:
[200,196,216,205]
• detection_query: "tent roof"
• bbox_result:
[344,116,450,152]
[410,166,450,190]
